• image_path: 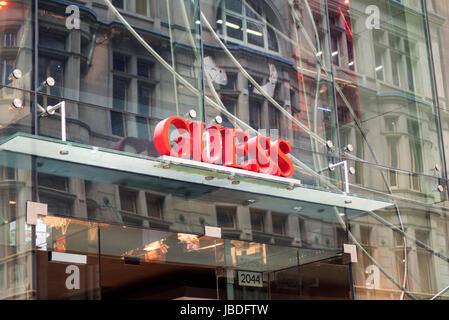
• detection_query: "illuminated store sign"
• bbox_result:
[153,116,295,178]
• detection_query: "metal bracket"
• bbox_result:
[26,201,48,225]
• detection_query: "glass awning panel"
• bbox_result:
[0,133,394,221]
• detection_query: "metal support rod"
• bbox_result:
[46,101,66,141]
[329,160,350,193]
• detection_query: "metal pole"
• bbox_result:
[61,101,66,142]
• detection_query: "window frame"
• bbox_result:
[218,0,279,54]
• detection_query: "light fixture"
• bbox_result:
[375,65,383,72]
[227,175,235,181]
[8,69,22,81]
[293,206,303,212]
[332,51,339,57]
[225,21,241,30]
[344,199,352,204]
[326,140,334,149]
[287,185,294,191]
[232,180,240,185]
[44,77,55,87]
[434,164,441,172]
[437,185,444,193]
[214,115,223,125]
[205,176,214,181]
[9,200,16,205]
[195,20,201,25]
[216,19,223,24]
[11,98,23,109]
[349,167,356,175]
[162,163,170,169]
[348,61,354,67]
[59,150,69,155]
[247,29,263,37]
[344,144,354,152]
[339,212,345,217]
[316,51,323,57]
[188,109,197,119]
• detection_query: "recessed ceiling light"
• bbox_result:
[293,206,303,212]
[9,200,16,205]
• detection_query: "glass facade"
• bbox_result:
[0,0,449,300]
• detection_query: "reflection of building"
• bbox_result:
[0,0,449,300]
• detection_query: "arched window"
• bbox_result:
[216,0,279,53]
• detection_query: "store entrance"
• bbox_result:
[98,254,351,300]
[100,256,221,300]
[36,218,351,300]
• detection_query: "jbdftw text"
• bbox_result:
[153,116,295,178]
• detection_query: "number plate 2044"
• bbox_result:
[237,271,263,287]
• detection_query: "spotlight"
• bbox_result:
[326,140,334,149]
[186,109,197,119]
[11,98,23,109]
[344,144,354,152]
[214,115,223,125]
[45,77,55,87]
[8,69,22,81]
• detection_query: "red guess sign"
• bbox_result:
[153,116,295,178]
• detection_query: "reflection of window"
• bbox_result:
[0,167,16,180]
[137,59,152,78]
[3,31,16,47]
[38,56,64,107]
[136,0,151,17]
[374,45,385,81]
[146,194,162,218]
[387,138,399,188]
[220,72,237,90]
[112,0,124,9]
[138,83,152,115]
[415,230,433,293]
[409,142,422,191]
[111,112,126,137]
[220,96,237,128]
[355,132,364,185]
[249,98,261,131]
[408,119,422,191]
[0,60,14,85]
[347,38,355,70]
[268,103,280,132]
[146,194,163,219]
[39,195,72,216]
[250,208,265,232]
[360,225,372,246]
[217,0,279,52]
[216,206,237,229]
[119,188,138,213]
[330,33,340,66]
[385,117,398,132]
[136,116,151,140]
[113,53,128,72]
[272,212,287,235]
[248,75,263,94]
[39,33,65,51]
[111,77,128,136]
[38,173,68,192]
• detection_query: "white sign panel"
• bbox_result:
[237,271,263,288]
